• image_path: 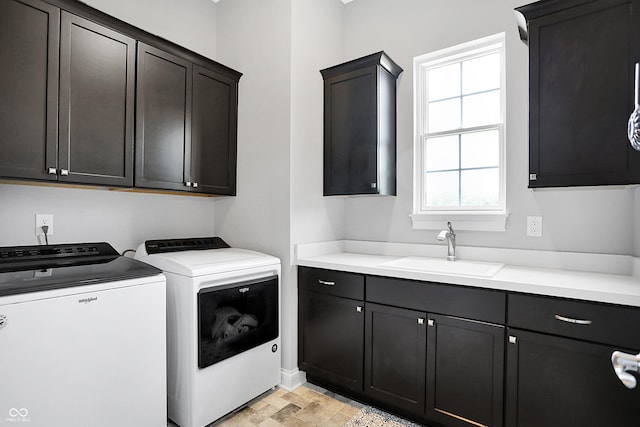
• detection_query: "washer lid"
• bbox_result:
[138,248,279,277]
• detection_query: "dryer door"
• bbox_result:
[197,275,278,368]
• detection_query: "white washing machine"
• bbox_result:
[135,237,281,427]
[0,242,166,427]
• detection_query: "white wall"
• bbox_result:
[290,0,346,373]
[0,183,216,252]
[214,0,296,370]
[215,0,348,374]
[81,0,217,59]
[340,0,636,255]
[0,0,219,252]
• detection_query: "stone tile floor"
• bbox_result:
[168,383,366,427]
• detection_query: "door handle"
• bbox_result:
[612,351,640,389]
[554,314,592,325]
[318,280,335,286]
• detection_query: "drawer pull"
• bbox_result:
[318,280,335,286]
[554,314,592,325]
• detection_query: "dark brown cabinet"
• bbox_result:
[320,52,402,196]
[517,0,640,187]
[191,65,238,195]
[0,0,59,182]
[364,303,426,414]
[506,294,640,427]
[0,0,135,187]
[298,267,364,392]
[298,266,506,426]
[136,44,240,195]
[135,43,192,192]
[59,12,135,186]
[506,329,640,427]
[1,0,240,195]
[427,314,504,427]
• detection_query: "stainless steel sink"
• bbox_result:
[380,256,504,278]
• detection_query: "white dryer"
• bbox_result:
[135,237,281,427]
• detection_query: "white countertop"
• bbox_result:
[295,241,640,308]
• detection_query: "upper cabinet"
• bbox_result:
[517,0,640,188]
[0,0,135,187]
[0,0,240,195]
[136,45,240,195]
[0,0,59,182]
[136,44,193,192]
[59,12,135,187]
[321,52,403,196]
[191,65,238,196]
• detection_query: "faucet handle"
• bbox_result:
[447,221,455,235]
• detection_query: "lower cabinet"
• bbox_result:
[298,290,364,392]
[506,329,640,427]
[427,314,504,427]
[364,303,426,414]
[505,293,640,427]
[299,266,640,427]
[298,267,506,426]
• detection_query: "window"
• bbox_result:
[412,33,507,231]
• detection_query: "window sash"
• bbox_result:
[414,33,506,217]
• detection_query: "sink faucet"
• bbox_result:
[436,222,456,261]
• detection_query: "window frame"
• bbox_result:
[411,33,508,231]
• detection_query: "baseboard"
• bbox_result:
[279,368,306,391]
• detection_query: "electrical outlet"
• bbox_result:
[35,214,54,236]
[527,216,542,237]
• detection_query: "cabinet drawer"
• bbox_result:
[298,267,364,300]
[508,293,640,348]
[367,276,505,324]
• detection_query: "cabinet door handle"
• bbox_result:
[185,181,192,187]
[418,318,425,325]
[356,306,363,313]
[318,280,335,286]
[611,350,640,389]
[47,167,57,175]
[554,314,592,325]
[192,182,198,188]
[509,335,517,344]
[427,319,435,327]
[60,169,69,176]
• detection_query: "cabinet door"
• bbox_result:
[58,12,135,186]
[364,302,426,415]
[526,0,640,187]
[191,65,237,195]
[298,290,364,392]
[426,314,504,427]
[506,328,640,427]
[323,66,379,195]
[136,43,192,191]
[0,0,59,181]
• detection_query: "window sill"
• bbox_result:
[410,212,508,231]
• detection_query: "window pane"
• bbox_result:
[428,63,460,102]
[426,135,459,171]
[425,171,459,207]
[461,130,499,169]
[428,98,460,132]
[461,168,499,206]
[462,52,500,95]
[462,90,500,127]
